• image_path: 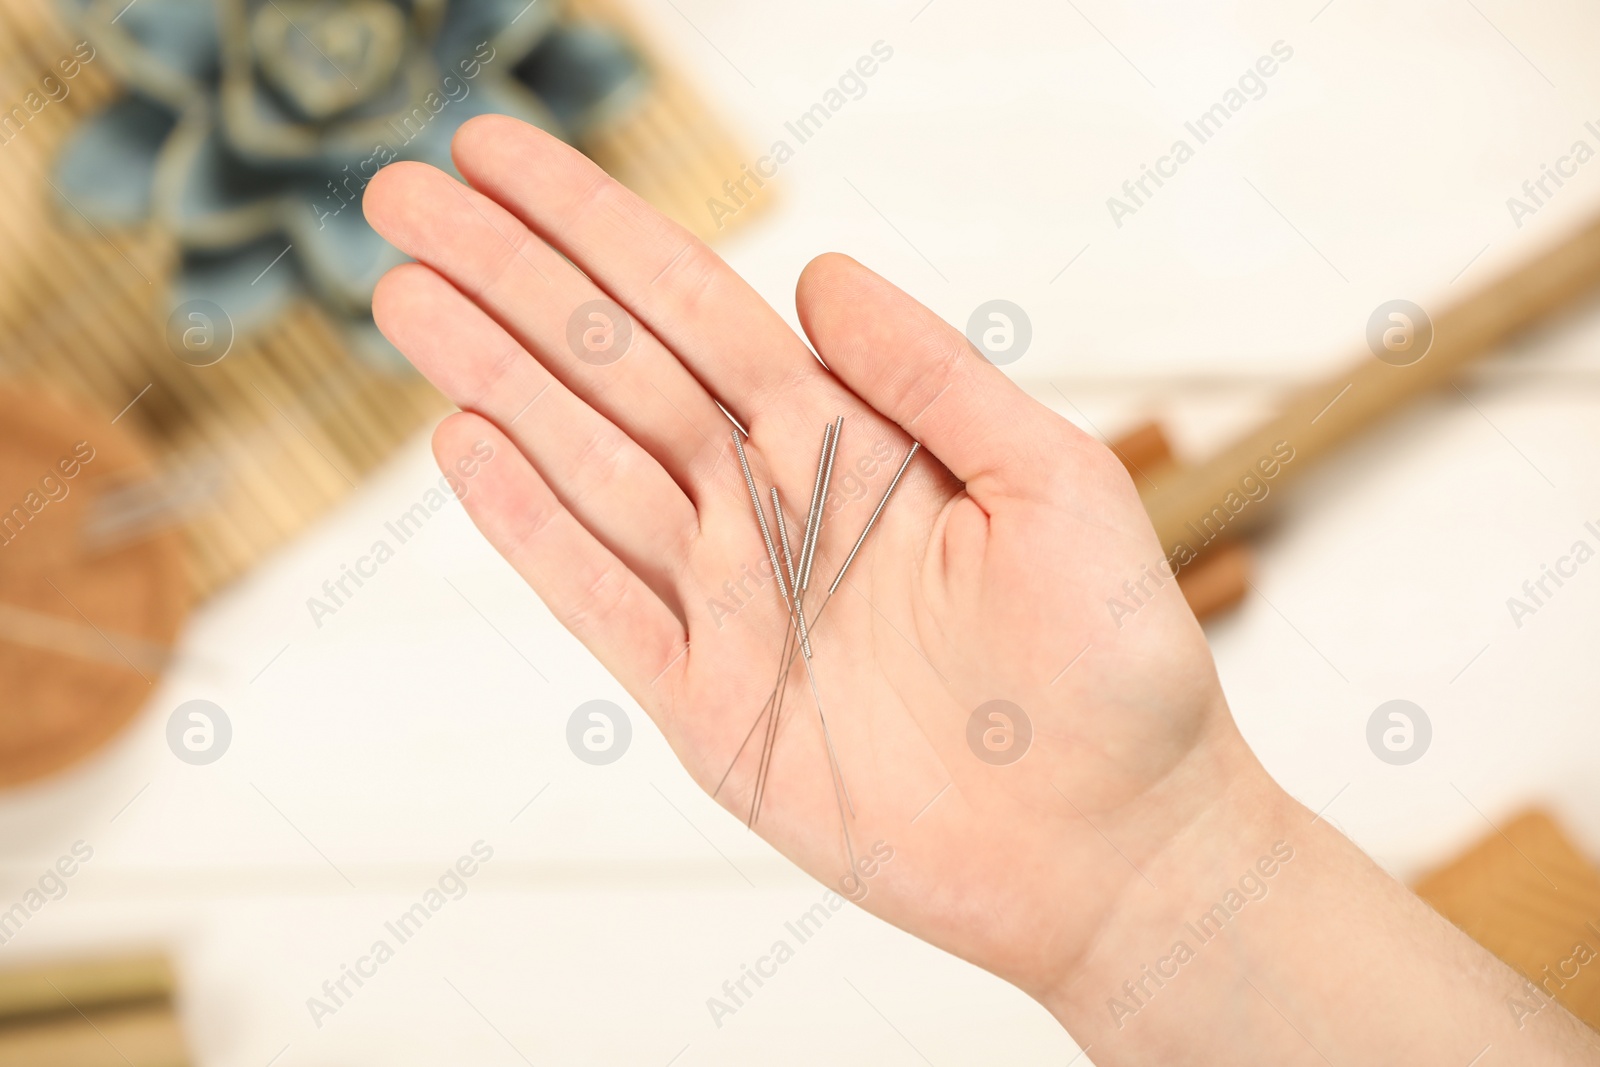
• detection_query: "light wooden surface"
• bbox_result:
[1416,810,1600,1031]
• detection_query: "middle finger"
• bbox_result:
[365,161,732,508]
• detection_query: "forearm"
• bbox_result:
[1041,743,1600,1066]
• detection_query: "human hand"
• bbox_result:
[363,114,1264,1007]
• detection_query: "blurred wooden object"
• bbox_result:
[0,1004,187,1067]
[1172,541,1250,620]
[1415,810,1600,1030]
[0,954,172,1019]
[1139,213,1600,564]
[0,386,191,786]
[0,953,186,1067]
[1108,420,1250,621]
[1105,418,1178,483]
[0,0,758,601]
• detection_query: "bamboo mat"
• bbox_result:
[0,0,759,598]
[570,0,772,235]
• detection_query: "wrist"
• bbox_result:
[1033,714,1298,1035]
[1031,734,1600,1066]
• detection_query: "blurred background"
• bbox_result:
[3,0,1600,1063]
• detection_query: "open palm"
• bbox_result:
[364,116,1248,1003]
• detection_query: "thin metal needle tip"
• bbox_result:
[750,615,795,826]
[801,652,856,819]
[770,483,843,820]
[751,489,804,826]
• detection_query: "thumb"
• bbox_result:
[795,253,1086,499]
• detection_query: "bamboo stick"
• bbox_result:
[0,954,172,1022]
[1140,214,1600,563]
[0,1004,186,1067]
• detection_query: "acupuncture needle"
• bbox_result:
[793,422,832,656]
[752,489,800,823]
[755,427,826,812]
[731,430,790,607]
[732,427,798,829]
[731,427,806,828]
[828,441,919,596]
[761,422,855,829]
[770,420,855,822]
[773,487,799,589]
[802,416,845,593]
[750,489,801,825]
[774,428,909,728]
[719,600,794,802]
[749,613,796,827]
[711,439,923,801]
[731,425,851,840]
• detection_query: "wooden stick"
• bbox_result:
[1140,214,1600,562]
[0,954,172,1022]
[0,1004,186,1067]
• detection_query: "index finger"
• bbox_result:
[449,115,844,439]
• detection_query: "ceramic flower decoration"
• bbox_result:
[55,0,645,370]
